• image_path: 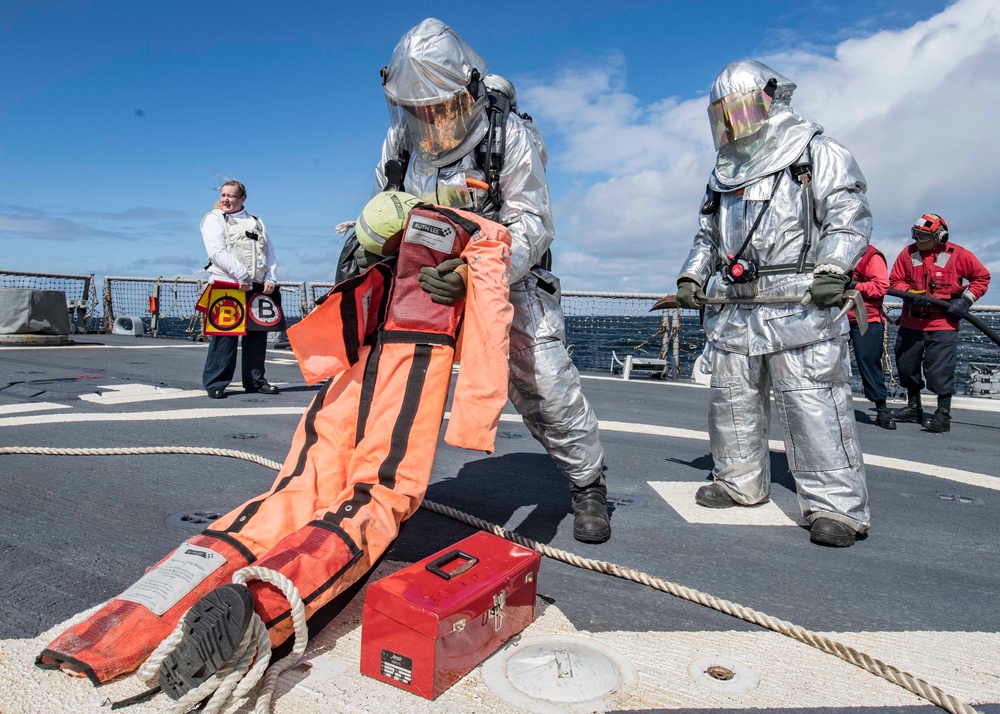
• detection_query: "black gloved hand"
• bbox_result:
[809,271,851,308]
[907,291,933,308]
[946,295,973,318]
[676,278,706,310]
[353,243,382,271]
[418,258,467,304]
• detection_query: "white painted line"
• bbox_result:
[79,384,199,405]
[582,373,708,388]
[0,402,70,415]
[0,407,305,428]
[0,344,204,350]
[499,414,1000,493]
[647,481,805,526]
[266,358,299,366]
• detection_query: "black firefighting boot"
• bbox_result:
[874,399,896,430]
[158,584,254,700]
[891,391,923,423]
[924,394,952,433]
[809,517,857,547]
[571,482,611,543]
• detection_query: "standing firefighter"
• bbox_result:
[675,60,871,547]
[355,18,610,543]
[889,214,991,433]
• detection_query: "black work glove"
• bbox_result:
[809,272,851,308]
[353,243,383,271]
[946,295,973,318]
[418,258,467,304]
[907,290,933,308]
[676,278,706,310]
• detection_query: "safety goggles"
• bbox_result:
[387,90,477,155]
[708,87,773,150]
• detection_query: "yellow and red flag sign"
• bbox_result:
[195,281,247,336]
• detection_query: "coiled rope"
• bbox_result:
[0,445,982,714]
[134,565,307,714]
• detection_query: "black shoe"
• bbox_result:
[695,482,738,508]
[207,388,227,399]
[875,407,897,430]
[570,484,611,543]
[157,584,254,700]
[809,517,856,547]
[891,404,922,423]
[924,408,951,433]
[246,383,279,395]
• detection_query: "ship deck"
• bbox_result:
[1,334,998,713]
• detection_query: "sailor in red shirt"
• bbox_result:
[848,244,894,429]
[889,214,991,432]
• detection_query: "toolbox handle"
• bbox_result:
[425,550,479,580]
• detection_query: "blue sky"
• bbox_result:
[2,0,997,294]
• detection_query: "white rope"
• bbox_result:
[2,445,983,714]
[135,566,307,714]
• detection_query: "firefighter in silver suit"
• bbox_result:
[371,18,609,542]
[676,59,871,547]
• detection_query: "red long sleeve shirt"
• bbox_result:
[890,241,991,331]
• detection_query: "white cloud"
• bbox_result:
[527,0,1000,296]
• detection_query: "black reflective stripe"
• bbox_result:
[340,285,361,365]
[329,344,432,526]
[262,520,364,629]
[757,262,815,275]
[381,330,455,347]
[355,339,383,444]
[429,206,481,238]
[198,530,258,564]
[224,379,333,534]
[35,651,100,687]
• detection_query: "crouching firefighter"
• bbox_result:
[36,193,514,705]
[340,18,610,543]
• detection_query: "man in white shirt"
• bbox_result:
[201,180,279,398]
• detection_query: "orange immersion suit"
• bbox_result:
[37,206,513,685]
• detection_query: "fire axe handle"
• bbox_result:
[887,288,1000,349]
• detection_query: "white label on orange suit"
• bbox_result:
[404,216,455,253]
[117,544,226,615]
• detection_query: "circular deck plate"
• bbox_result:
[482,634,637,713]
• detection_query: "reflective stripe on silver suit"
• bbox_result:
[377,117,605,488]
[679,60,870,530]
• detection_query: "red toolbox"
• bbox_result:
[360,530,541,699]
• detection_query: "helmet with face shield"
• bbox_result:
[382,18,488,156]
[707,60,794,151]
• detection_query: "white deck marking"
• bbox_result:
[78,384,204,404]
[0,408,994,491]
[266,357,299,366]
[0,406,304,427]
[647,481,805,526]
[0,402,69,415]
[551,416,1000,492]
[0,344,204,350]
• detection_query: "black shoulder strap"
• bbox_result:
[475,88,512,210]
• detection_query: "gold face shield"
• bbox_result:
[388,90,478,155]
[708,87,773,150]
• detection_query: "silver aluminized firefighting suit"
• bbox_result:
[678,60,871,531]
[374,18,604,489]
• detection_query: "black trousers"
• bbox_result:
[202,331,269,391]
[893,326,958,396]
[849,321,888,403]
